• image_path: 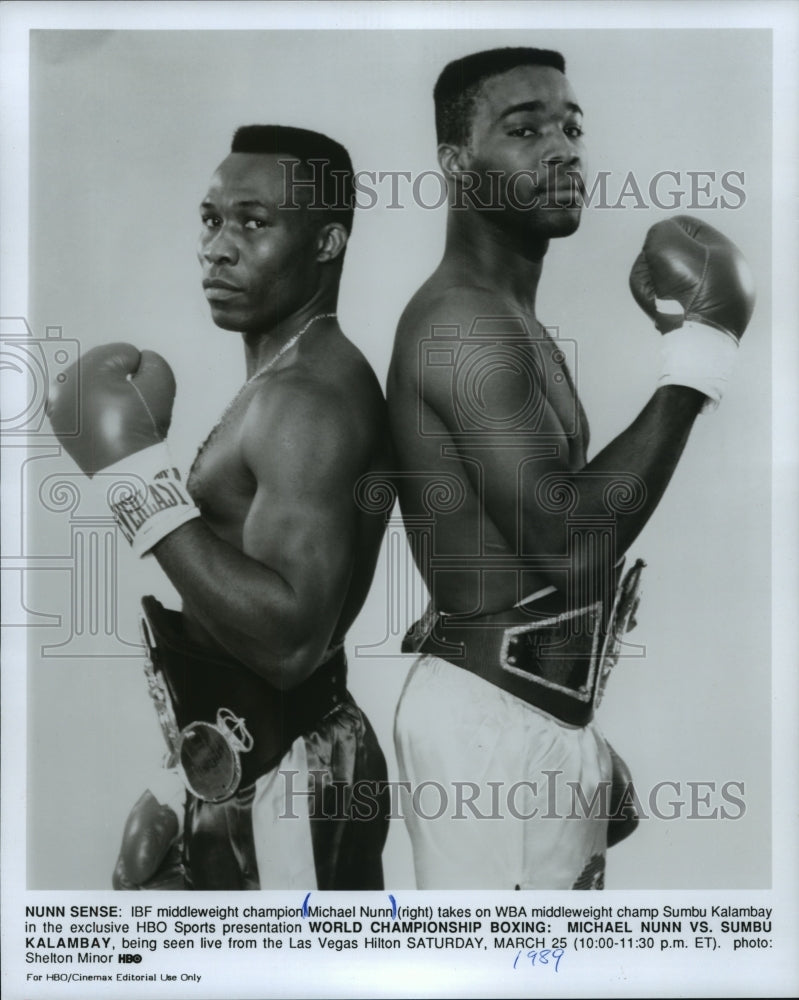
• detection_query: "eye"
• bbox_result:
[200,213,221,230]
[564,125,584,139]
[244,219,268,230]
[508,126,538,138]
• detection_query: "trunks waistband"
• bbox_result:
[401,560,645,727]
[140,595,348,787]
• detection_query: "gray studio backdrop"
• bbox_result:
[26,28,771,889]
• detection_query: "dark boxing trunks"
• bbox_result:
[183,695,389,890]
[140,597,389,889]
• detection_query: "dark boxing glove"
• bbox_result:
[112,769,185,888]
[48,343,200,554]
[113,790,180,888]
[629,215,756,409]
[606,741,639,848]
[113,840,185,891]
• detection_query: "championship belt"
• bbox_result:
[139,606,254,801]
[404,559,646,727]
[139,596,347,800]
[175,709,254,804]
[595,558,646,707]
[140,610,180,761]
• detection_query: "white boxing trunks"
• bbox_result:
[394,654,612,890]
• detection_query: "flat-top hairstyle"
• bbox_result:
[434,47,566,146]
[231,124,355,234]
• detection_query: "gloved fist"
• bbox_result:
[47,342,200,555]
[113,840,186,891]
[113,789,180,888]
[629,215,755,339]
[629,216,756,408]
[47,343,176,476]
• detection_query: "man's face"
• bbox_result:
[198,153,320,334]
[460,65,586,238]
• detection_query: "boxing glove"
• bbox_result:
[113,841,186,891]
[113,789,181,887]
[48,343,200,554]
[47,343,175,474]
[605,741,639,848]
[629,215,756,408]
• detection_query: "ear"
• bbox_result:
[437,142,470,181]
[316,222,348,264]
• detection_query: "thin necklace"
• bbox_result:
[191,312,336,470]
[245,311,337,388]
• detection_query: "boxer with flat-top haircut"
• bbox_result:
[49,125,392,890]
[388,48,755,889]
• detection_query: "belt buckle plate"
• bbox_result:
[499,601,604,705]
[176,708,254,803]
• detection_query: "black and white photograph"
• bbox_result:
[1,1,797,997]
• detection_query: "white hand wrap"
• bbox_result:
[657,319,740,412]
[104,442,201,556]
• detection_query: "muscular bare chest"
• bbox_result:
[186,412,255,538]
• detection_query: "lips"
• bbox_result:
[537,171,584,204]
[203,278,242,291]
[537,185,583,207]
[203,278,244,303]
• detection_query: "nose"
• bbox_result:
[541,146,581,172]
[199,224,239,266]
[540,128,582,171]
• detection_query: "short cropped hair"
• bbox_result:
[231,124,355,233]
[434,47,566,145]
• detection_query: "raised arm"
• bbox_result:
[48,348,367,688]
[408,217,754,585]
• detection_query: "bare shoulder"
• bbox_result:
[242,336,385,473]
[396,278,513,347]
[390,278,522,400]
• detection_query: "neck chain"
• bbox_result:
[190,312,336,473]
[219,311,335,426]
[245,311,337,387]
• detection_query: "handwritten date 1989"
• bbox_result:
[513,948,564,972]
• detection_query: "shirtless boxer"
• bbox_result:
[48,125,391,890]
[388,48,755,889]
